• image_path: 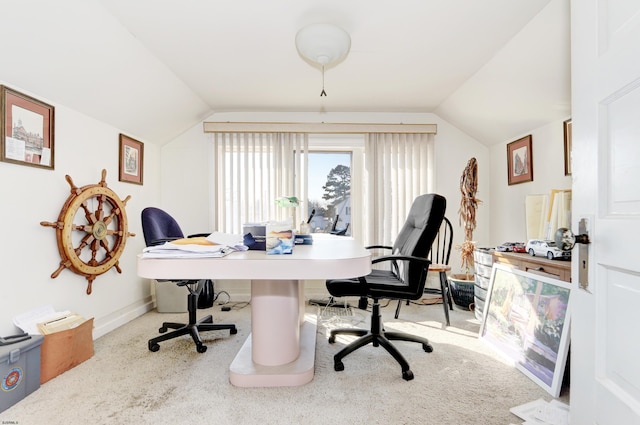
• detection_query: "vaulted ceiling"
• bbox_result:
[1,0,569,146]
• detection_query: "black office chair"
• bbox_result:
[326,194,446,380]
[394,216,454,324]
[141,207,237,353]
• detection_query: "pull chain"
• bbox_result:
[320,65,327,97]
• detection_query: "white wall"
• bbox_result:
[489,118,572,247]
[0,82,161,337]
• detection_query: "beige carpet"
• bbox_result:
[1,299,569,425]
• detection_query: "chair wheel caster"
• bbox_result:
[159,326,167,333]
[328,335,336,344]
[196,344,208,353]
[230,327,238,335]
[334,360,344,371]
[423,343,433,352]
[402,370,414,381]
[149,343,160,352]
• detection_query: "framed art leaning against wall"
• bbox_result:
[480,263,572,397]
[0,85,55,169]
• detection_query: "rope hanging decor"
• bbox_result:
[457,157,481,275]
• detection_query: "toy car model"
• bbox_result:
[496,242,517,252]
[525,239,571,260]
[496,242,526,253]
[512,243,527,253]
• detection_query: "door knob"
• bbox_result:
[554,227,591,251]
[554,218,591,290]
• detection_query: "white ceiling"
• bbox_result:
[0,0,570,146]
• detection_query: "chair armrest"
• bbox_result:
[148,237,180,246]
[365,245,393,250]
[187,232,210,238]
[371,255,431,267]
[149,233,209,246]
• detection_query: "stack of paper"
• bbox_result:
[37,312,87,335]
[510,398,569,425]
[141,232,247,258]
[13,305,73,335]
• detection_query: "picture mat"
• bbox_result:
[480,263,572,397]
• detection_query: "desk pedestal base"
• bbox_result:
[229,317,316,387]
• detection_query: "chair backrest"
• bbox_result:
[428,217,453,265]
[141,207,185,247]
[391,194,447,290]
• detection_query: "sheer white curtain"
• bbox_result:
[363,133,435,247]
[211,132,309,234]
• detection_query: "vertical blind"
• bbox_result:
[211,132,309,234]
[363,133,435,248]
[210,130,434,246]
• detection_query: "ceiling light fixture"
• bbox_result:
[295,23,351,97]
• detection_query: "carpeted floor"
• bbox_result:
[1,299,569,425]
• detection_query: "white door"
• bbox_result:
[571,0,640,423]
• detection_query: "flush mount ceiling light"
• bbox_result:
[295,23,351,97]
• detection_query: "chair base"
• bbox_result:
[328,298,433,381]
[148,284,237,353]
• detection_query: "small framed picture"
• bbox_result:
[119,134,144,185]
[563,119,572,176]
[0,85,55,169]
[507,135,533,185]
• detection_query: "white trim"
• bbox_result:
[204,121,437,134]
[93,296,154,339]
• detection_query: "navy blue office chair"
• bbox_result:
[325,194,446,380]
[141,207,237,353]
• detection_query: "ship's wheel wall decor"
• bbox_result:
[41,169,136,294]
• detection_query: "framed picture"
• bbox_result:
[480,263,572,397]
[118,134,144,185]
[507,135,533,185]
[563,119,572,176]
[0,85,55,169]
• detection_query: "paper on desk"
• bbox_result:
[13,305,72,335]
[206,232,246,249]
[141,232,247,258]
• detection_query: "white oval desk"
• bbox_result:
[137,235,371,387]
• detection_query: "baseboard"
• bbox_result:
[93,296,154,339]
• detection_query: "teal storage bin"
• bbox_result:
[0,334,44,413]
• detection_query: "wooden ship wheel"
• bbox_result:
[41,169,135,294]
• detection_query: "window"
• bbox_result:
[307,151,352,234]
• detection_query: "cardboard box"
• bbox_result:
[0,334,43,413]
[40,318,94,384]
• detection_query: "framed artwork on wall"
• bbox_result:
[480,263,572,397]
[0,85,55,169]
[118,134,144,185]
[563,119,572,176]
[507,135,533,185]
